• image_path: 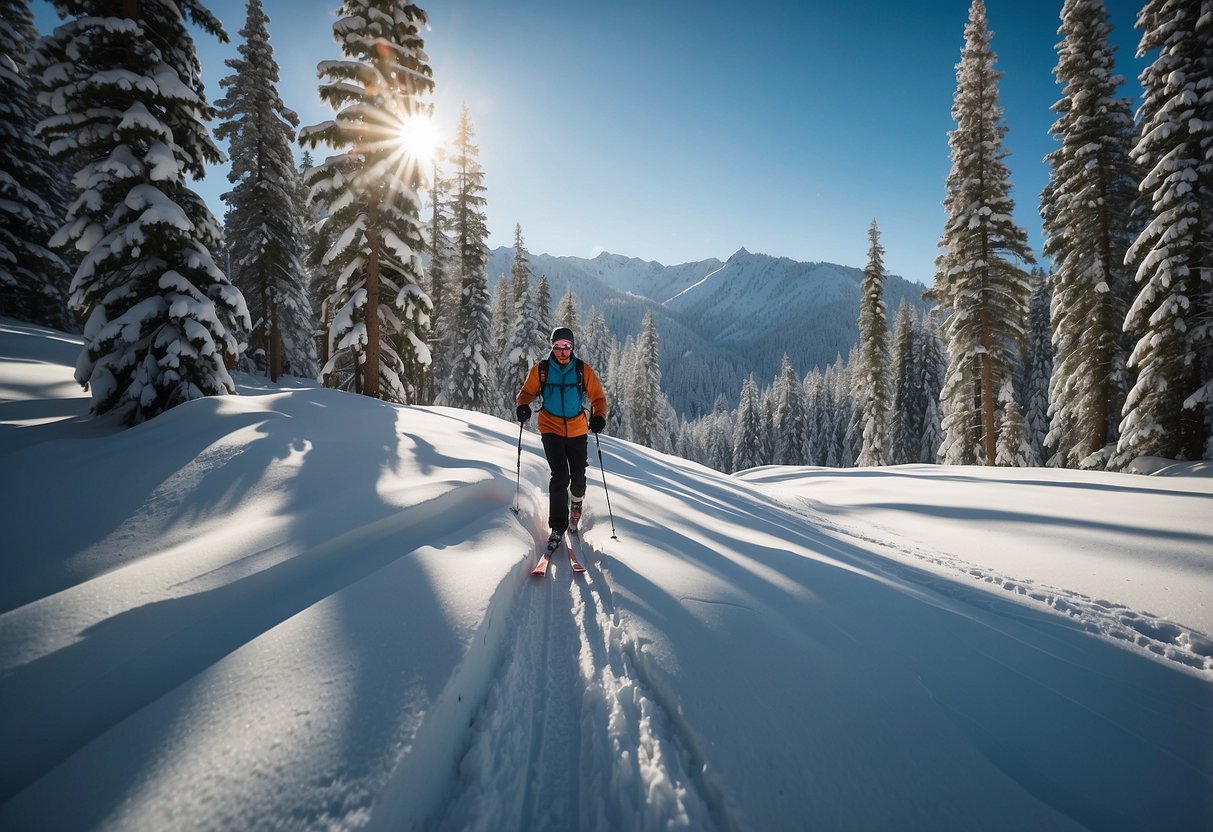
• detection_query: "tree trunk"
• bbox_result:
[364,198,381,399]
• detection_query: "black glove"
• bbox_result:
[588,414,606,434]
[516,404,531,423]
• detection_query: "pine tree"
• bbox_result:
[32,0,248,425]
[626,311,668,451]
[499,225,533,413]
[1042,0,1138,468]
[583,306,612,376]
[301,0,433,403]
[297,150,326,367]
[996,380,1034,466]
[917,312,948,463]
[554,286,581,334]
[705,393,734,472]
[932,0,1035,464]
[731,373,767,472]
[441,105,493,411]
[1116,0,1213,464]
[534,274,552,344]
[855,219,892,466]
[215,0,314,381]
[488,274,515,416]
[421,150,453,403]
[841,346,862,467]
[890,299,919,465]
[0,0,68,329]
[1022,269,1053,464]
[772,353,808,465]
[605,335,626,436]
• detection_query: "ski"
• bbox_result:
[566,534,586,573]
[530,551,552,576]
[532,536,561,576]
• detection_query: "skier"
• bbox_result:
[516,326,608,547]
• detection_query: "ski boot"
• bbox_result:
[569,499,583,534]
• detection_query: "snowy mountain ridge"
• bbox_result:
[486,246,930,413]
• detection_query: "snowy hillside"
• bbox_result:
[1,319,1211,832]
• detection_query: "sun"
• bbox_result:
[394,111,441,169]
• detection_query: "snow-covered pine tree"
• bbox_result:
[674,416,701,464]
[799,370,818,466]
[583,306,612,378]
[0,0,69,329]
[855,219,892,466]
[705,393,734,472]
[760,384,778,466]
[489,274,512,363]
[917,311,948,463]
[488,273,516,416]
[605,334,626,436]
[440,105,493,411]
[296,150,326,367]
[996,380,1034,466]
[731,373,767,472]
[1042,0,1138,468]
[1116,0,1213,464]
[554,286,581,335]
[1021,269,1053,464]
[499,224,533,415]
[626,311,669,451]
[215,0,314,382]
[421,150,453,403]
[932,0,1035,464]
[840,346,862,467]
[889,299,919,465]
[301,0,433,404]
[533,274,552,345]
[32,0,248,425]
[772,353,808,465]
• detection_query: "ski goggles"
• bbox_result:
[552,340,573,351]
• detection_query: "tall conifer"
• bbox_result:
[1116,0,1213,464]
[0,0,68,329]
[932,0,1034,464]
[855,219,892,466]
[441,105,492,411]
[33,0,248,425]
[1042,0,1137,467]
[301,0,433,403]
[216,0,314,381]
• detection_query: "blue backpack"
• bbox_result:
[538,357,586,418]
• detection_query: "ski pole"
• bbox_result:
[593,431,619,540]
[512,420,524,514]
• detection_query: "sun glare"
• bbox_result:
[395,112,440,169]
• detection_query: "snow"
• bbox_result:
[1,318,1211,831]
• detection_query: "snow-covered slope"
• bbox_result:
[1,319,1210,831]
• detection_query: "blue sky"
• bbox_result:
[32,1,1146,285]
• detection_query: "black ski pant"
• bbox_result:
[541,432,588,532]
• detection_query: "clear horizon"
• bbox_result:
[30,0,1146,285]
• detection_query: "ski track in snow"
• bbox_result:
[784,496,1213,675]
[429,524,725,832]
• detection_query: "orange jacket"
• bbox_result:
[517,355,608,437]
